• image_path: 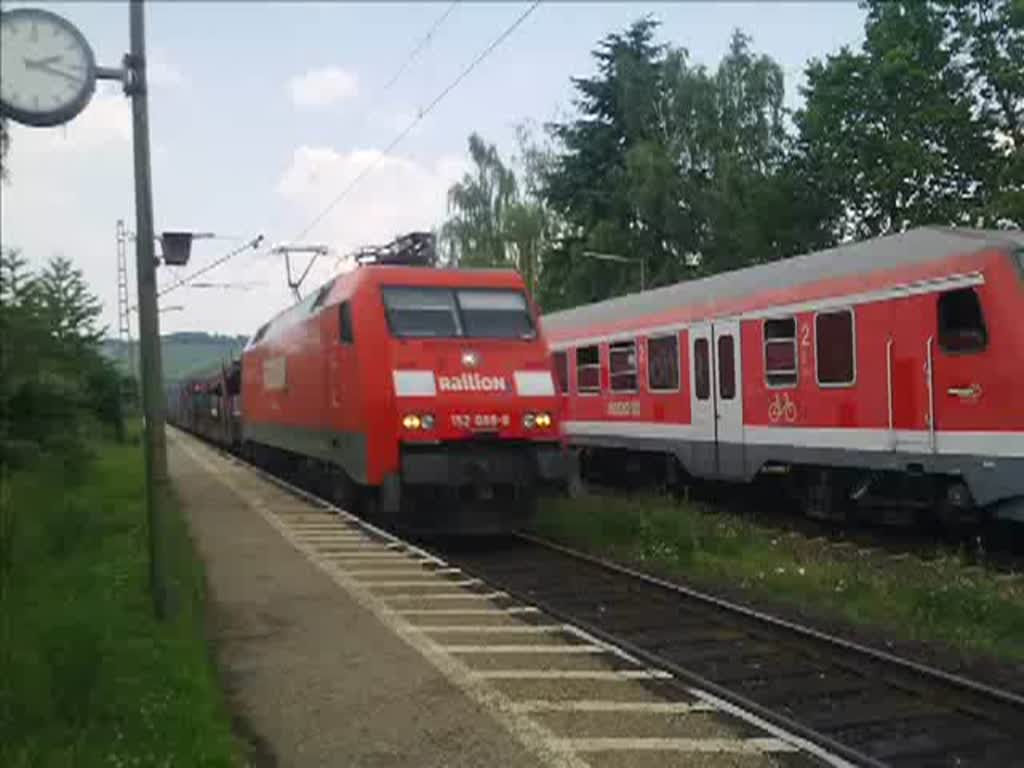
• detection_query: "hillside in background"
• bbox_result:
[103,332,247,382]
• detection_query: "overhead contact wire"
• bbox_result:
[381,1,460,93]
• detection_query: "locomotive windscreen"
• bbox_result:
[382,286,535,339]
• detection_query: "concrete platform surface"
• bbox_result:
[169,432,550,768]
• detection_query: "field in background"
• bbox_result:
[534,494,1024,665]
[0,435,238,767]
[103,332,247,383]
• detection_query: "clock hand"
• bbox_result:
[24,55,64,68]
[29,62,84,85]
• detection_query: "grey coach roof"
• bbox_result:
[541,226,1024,334]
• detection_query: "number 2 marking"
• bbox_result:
[800,323,811,349]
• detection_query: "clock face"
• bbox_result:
[0,8,97,128]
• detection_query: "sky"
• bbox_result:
[1,1,867,339]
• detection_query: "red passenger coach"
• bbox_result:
[543,228,1024,527]
[240,234,564,534]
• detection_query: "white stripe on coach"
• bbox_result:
[514,370,556,396]
[565,421,1024,458]
[392,370,437,397]
[565,420,701,441]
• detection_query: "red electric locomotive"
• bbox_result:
[240,233,564,534]
[543,227,1024,528]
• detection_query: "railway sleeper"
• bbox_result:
[736,670,869,705]
[793,694,942,732]
[850,713,1008,763]
[703,655,821,685]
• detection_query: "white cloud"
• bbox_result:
[288,67,359,109]
[0,91,134,335]
[276,145,469,267]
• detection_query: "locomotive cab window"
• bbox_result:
[815,309,855,386]
[938,288,987,354]
[609,340,638,392]
[311,279,335,312]
[576,345,600,393]
[382,287,461,337]
[339,301,354,344]
[764,317,797,388]
[647,334,679,392]
[457,289,535,339]
[553,351,569,394]
[381,286,534,339]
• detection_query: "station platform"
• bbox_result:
[168,431,547,768]
[168,429,823,768]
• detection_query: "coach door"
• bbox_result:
[689,321,744,479]
[688,323,717,476]
[713,320,745,478]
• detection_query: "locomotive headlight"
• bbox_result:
[535,412,552,428]
[402,414,422,430]
[523,412,537,429]
[420,413,435,430]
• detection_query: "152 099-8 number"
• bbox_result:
[451,413,511,429]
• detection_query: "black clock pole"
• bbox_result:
[127,0,169,620]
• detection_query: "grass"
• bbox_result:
[534,493,1024,664]
[0,435,239,767]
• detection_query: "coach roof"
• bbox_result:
[541,227,1024,334]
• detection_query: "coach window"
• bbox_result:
[718,335,736,400]
[694,338,710,401]
[647,334,680,392]
[938,288,988,354]
[610,340,638,392]
[553,351,569,394]
[815,309,855,386]
[763,317,797,388]
[576,345,600,393]
[339,301,354,344]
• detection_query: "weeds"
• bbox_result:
[0,440,237,766]
[535,494,1024,663]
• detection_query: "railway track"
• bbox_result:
[432,535,1024,768]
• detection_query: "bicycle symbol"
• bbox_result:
[768,392,797,423]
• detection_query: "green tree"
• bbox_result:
[0,252,123,462]
[795,1,1017,238]
[441,133,518,269]
[506,122,558,298]
[441,128,554,298]
[537,21,818,311]
[939,0,1024,224]
[539,18,672,310]
[38,256,105,348]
